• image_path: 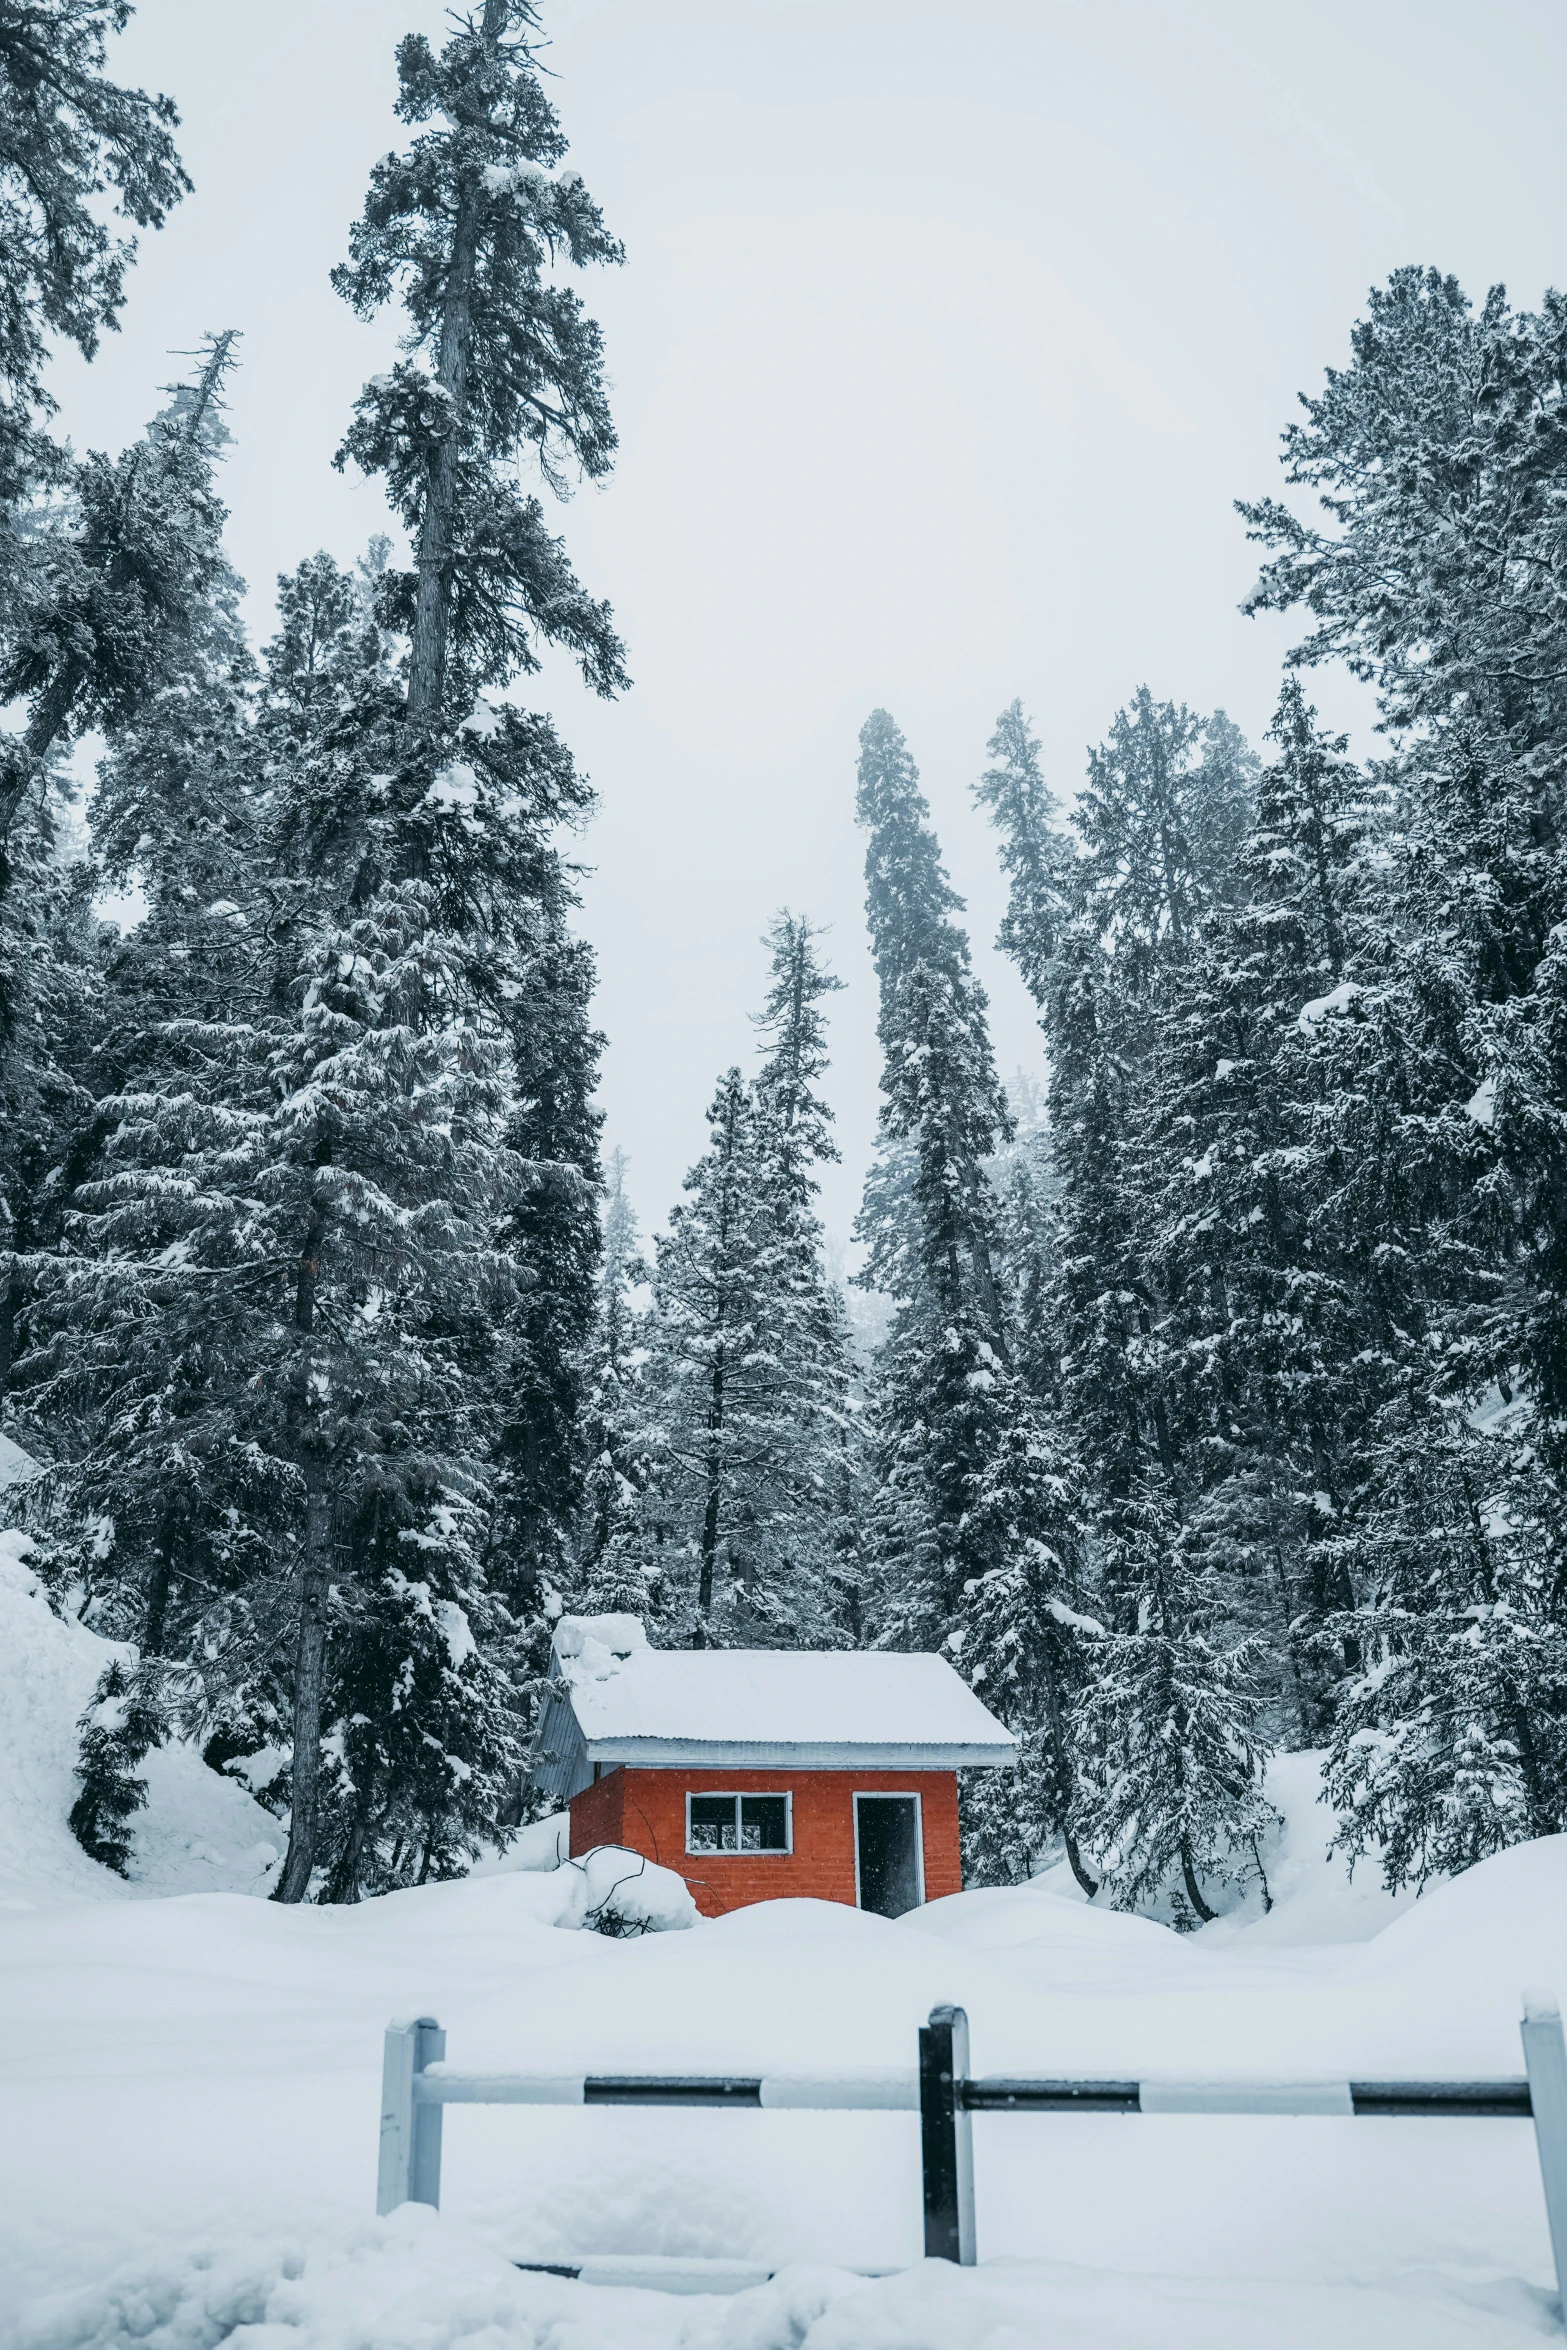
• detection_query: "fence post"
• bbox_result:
[1522,1988,1567,2315]
[919,2003,976,2265]
[377,2013,446,2217]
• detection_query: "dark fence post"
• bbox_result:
[919,2002,976,2265]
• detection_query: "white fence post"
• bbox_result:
[1522,1988,1567,2315]
[378,2012,446,2216]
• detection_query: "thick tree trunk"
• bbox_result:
[274,1478,332,1903]
[406,0,509,719]
[143,1498,181,1658]
[275,1187,332,1903]
[697,1349,724,1636]
[0,1257,19,1403]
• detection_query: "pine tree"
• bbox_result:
[1074,1485,1278,1925]
[751,914,864,1636]
[574,1148,655,1619]
[67,1653,169,1876]
[632,1067,843,1646]
[1321,1400,1567,1890]
[0,9,196,1397]
[1138,684,1376,1732]
[1,330,237,878]
[1073,690,1256,1042]
[1237,271,1567,1882]
[249,0,626,1898]
[0,0,188,702]
[0,768,97,1416]
[10,354,281,1806]
[973,691,1261,1523]
[256,586,559,1902]
[1239,265,1567,1433]
[855,711,1092,1882]
[971,701,1074,1012]
[331,0,625,720]
[620,919,855,1648]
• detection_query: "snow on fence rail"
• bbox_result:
[378,1989,1567,2295]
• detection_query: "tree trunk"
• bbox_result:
[274,1475,332,1903]
[275,1185,332,1904]
[1061,1827,1098,1900]
[0,1257,19,1403]
[1179,1838,1216,1924]
[697,1348,724,1635]
[143,1498,181,1657]
[1248,1834,1274,1914]
[405,0,509,719]
[1039,1639,1097,1897]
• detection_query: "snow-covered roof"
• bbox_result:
[530,1616,1017,1796]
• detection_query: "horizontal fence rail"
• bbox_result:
[406,2065,1537,2119]
[376,1988,1567,2303]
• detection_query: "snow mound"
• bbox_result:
[1195,1749,1421,1948]
[1346,1832,1567,1995]
[0,1430,40,1491]
[558,1844,697,1935]
[997,1749,1420,1949]
[551,1611,649,1680]
[0,1530,284,1912]
[15,2204,1554,2350]
[469,1810,571,1875]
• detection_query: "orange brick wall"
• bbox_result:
[567,1765,962,1917]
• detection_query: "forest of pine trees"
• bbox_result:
[2,12,1565,1918]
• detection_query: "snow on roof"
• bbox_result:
[546,1620,1017,1770]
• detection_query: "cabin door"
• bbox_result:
[854,1793,923,1917]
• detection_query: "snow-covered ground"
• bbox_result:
[2,1536,1564,2346]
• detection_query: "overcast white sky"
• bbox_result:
[47,0,1567,1248]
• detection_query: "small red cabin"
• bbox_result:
[530,1618,1018,1919]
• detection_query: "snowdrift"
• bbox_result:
[0,1533,286,1913]
[0,1535,695,1938]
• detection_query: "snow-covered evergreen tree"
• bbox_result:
[574,1148,656,1621]
[0,0,188,786]
[18,0,629,1898]
[1237,270,1567,1876]
[331,0,625,719]
[1074,1485,1278,1925]
[615,917,857,1648]
[1,330,238,880]
[1138,684,1376,1732]
[1321,1400,1567,1889]
[67,1653,169,1876]
[855,710,1091,1881]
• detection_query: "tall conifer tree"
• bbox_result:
[855,711,1091,1885]
[628,920,854,1647]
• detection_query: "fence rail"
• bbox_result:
[376,1987,1567,2301]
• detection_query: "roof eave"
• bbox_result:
[578,1737,1018,1770]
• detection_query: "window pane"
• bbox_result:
[688,1795,738,1853]
[739,1795,789,1852]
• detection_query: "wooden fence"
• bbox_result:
[376,1987,1567,2303]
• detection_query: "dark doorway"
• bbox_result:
[855,1794,922,1917]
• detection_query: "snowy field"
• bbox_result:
[3,1539,1565,2348]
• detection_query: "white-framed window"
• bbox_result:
[685,1790,793,1856]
